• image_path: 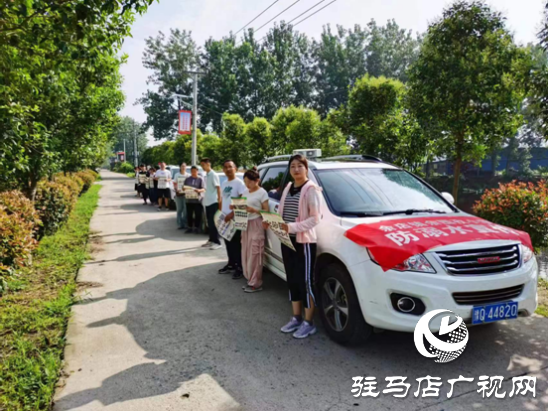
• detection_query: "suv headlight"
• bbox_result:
[520,244,534,264]
[393,254,436,273]
[367,250,436,273]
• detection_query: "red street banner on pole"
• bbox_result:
[178,110,192,135]
[344,216,533,272]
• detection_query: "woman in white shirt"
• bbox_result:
[240,167,269,293]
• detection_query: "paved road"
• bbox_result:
[54,170,548,411]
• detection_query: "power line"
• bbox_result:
[253,0,302,35]
[293,0,338,27]
[234,0,282,36]
[199,102,226,117]
[179,97,226,118]
[287,0,327,25]
[257,0,338,43]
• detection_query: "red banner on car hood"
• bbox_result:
[344,215,533,272]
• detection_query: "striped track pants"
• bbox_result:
[281,237,317,309]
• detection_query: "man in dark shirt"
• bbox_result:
[184,166,205,234]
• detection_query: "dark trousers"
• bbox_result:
[224,230,242,269]
[281,237,317,309]
[138,185,149,201]
[205,203,220,244]
[149,187,157,203]
[186,202,203,231]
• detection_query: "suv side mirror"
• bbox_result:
[442,192,455,204]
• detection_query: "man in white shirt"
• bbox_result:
[200,158,222,250]
[154,162,172,211]
[218,160,246,278]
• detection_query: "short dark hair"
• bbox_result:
[244,167,260,182]
[191,165,198,170]
[200,158,211,164]
[139,164,145,167]
[223,159,237,168]
[289,154,308,170]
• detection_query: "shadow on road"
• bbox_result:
[55,260,548,411]
[87,247,207,264]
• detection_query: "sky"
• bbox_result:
[119,0,546,144]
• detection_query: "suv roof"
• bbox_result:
[258,159,398,170]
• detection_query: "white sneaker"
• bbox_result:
[202,241,213,248]
[210,243,222,250]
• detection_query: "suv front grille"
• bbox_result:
[436,244,520,275]
[453,285,524,305]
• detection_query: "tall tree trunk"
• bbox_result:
[506,138,516,174]
[452,134,464,203]
[26,172,39,201]
[491,150,498,177]
[426,158,432,179]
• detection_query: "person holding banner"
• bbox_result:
[239,167,269,293]
[148,166,158,206]
[173,162,189,230]
[183,166,205,234]
[134,166,140,197]
[154,162,172,211]
[138,164,150,205]
[218,160,246,279]
[200,158,222,250]
[265,154,322,339]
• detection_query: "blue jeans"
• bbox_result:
[174,196,187,228]
[149,187,157,204]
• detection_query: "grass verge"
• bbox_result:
[0,184,101,411]
[537,277,548,317]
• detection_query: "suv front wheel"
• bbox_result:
[318,263,372,344]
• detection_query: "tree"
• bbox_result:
[141,141,175,166]
[270,106,348,157]
[262,23,315,115]
[218,113,249,167]
[0,0,154,197]
[408,1,523,201]
[200,23,315,130]
[311,21,421,116]
[365,19,422,82]
[139,29,200,140]
[200,133,223,167]
[200,37,239,131]
[312,25,368,115]
[529,4,548,138]
[110,117,149,165]
[330,74,430,171]
[245,117,272,165]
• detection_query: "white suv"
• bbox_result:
[257,154,538,344]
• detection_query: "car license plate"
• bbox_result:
[472,301,518,325]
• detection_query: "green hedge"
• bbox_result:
[474,181,548,250]
[114,162,135,174]
[0,191,41,285]
[0,171,98,293]
[0,184,101,410]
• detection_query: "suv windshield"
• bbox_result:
[315,168,453,216]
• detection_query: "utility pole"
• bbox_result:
[133,122,138,167]
[192,72,198,166]
[123,139,126,162]
[179,70,206,166]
